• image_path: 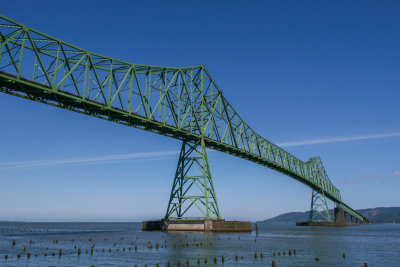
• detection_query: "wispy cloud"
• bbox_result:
[0,151,180,170]
[278,132,400,147]
[341,174,382,185]
[394,171,400,176]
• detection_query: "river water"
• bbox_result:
[0,222,398,266]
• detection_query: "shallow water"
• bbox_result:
[0,222,399,266]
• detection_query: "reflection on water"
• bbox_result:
[0,222,399,266]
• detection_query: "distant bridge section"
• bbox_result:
[0,15,368,222]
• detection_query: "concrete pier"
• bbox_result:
[142,220,162,231]
[296,207,369,226]
[142,219,251,232]
[296,221,347,226]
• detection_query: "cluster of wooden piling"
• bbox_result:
[2,235,371,266]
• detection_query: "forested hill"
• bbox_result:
[261,207,400,223]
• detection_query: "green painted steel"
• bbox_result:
[0,15,368,222]
[309,190,332,222]
[165,138,220,219]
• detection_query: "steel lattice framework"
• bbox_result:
[0,15,367,222]
[309,190,332,222]
[165,138,220,219]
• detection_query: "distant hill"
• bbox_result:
[260,207,400,223]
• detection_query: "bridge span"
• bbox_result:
[0,15,368,225]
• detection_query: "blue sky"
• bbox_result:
[0,1,399,222]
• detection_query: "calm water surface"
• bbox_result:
[0,222,399,266]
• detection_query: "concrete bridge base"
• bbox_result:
[296,221,347,226]
[296,207,369,226]
[142,219,252,232]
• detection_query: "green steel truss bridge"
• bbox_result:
[0,15,368,223]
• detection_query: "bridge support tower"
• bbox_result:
[165,138,220,219]
[334,206,347,225]
[143,138,251,231]
[309,190,332,222]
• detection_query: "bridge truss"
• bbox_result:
[0,15,368,223]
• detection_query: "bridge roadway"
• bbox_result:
[0,15,368,223]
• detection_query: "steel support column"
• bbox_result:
[309,190,332,222]
[165,138,221,219]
